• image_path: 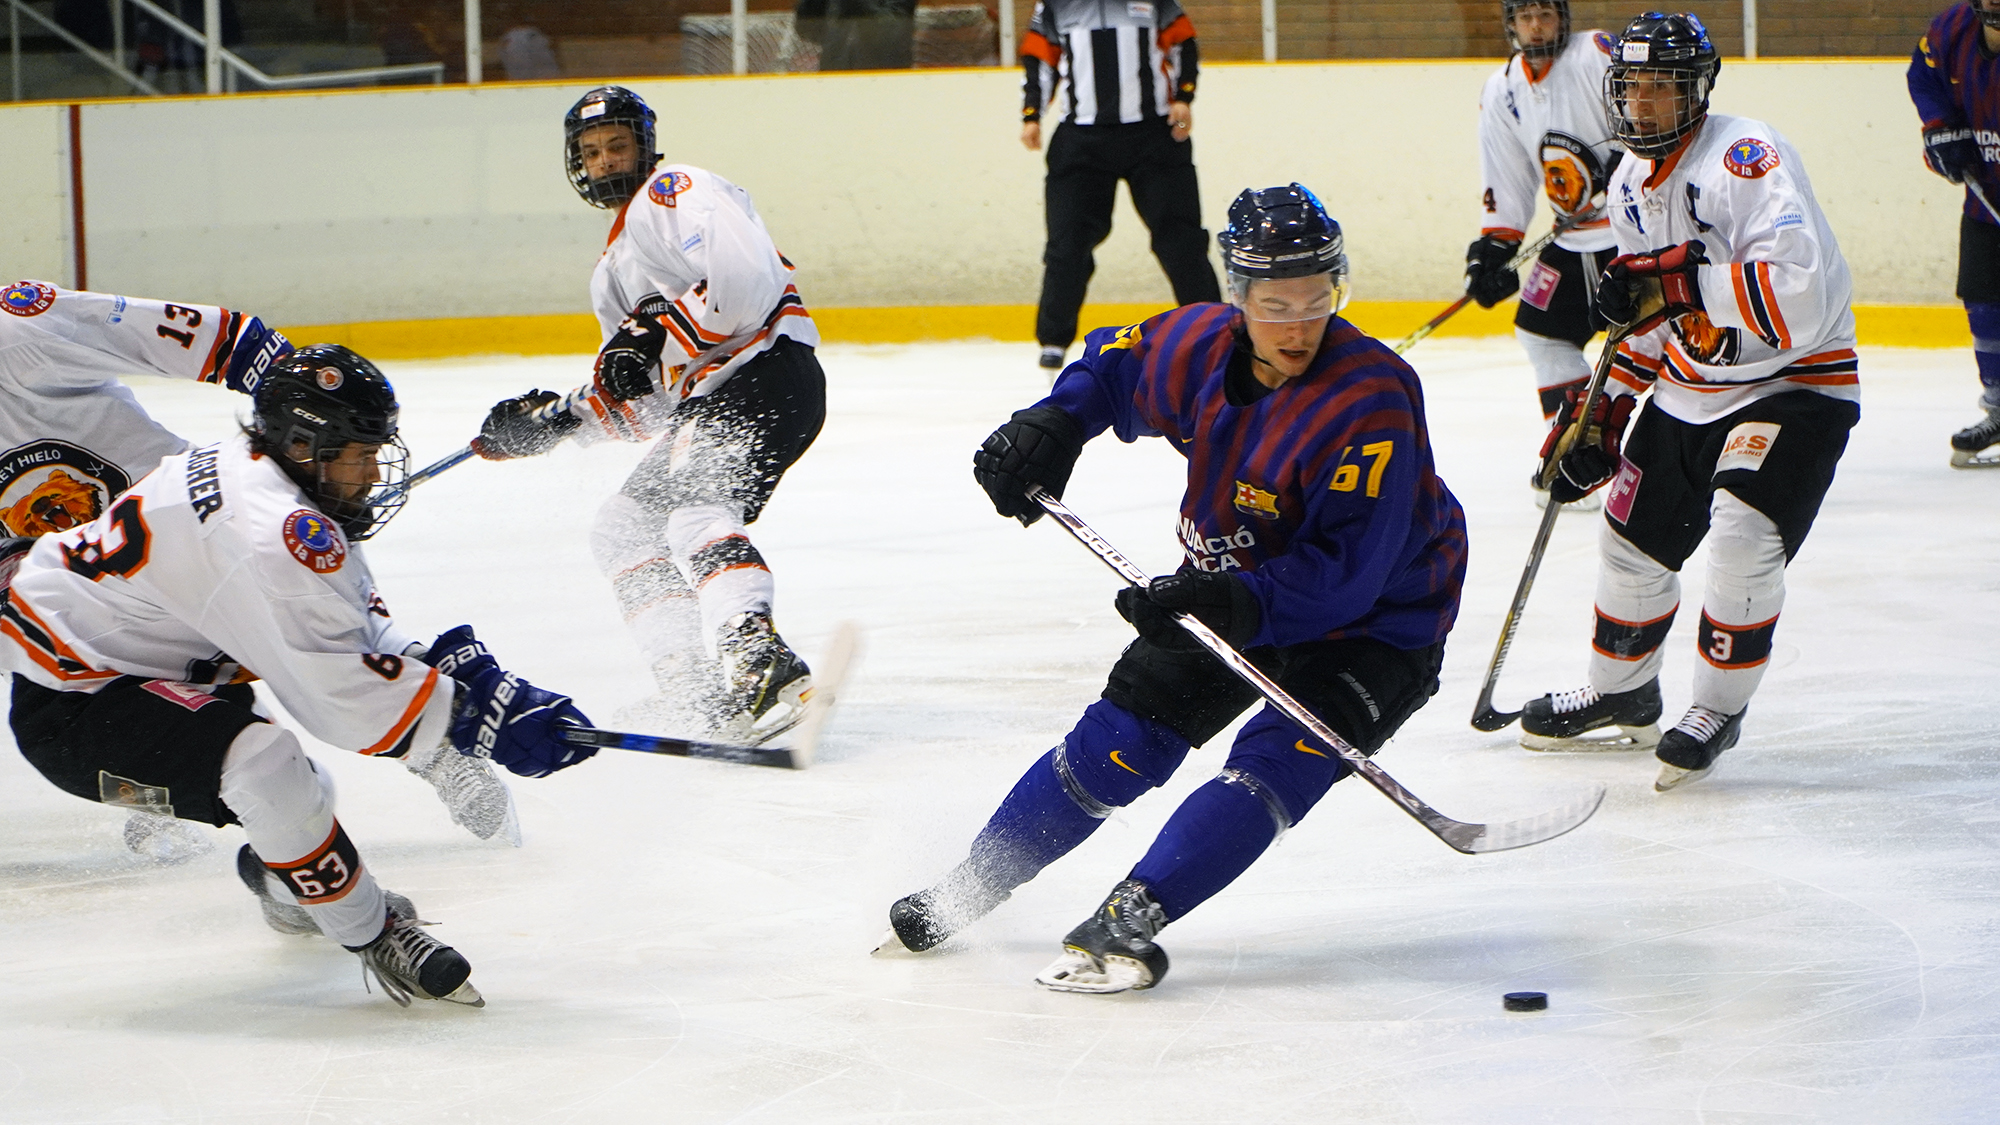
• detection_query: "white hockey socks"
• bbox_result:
[1692,491,1786,716]
[665,503,775,649]
[592,493,708,680]
[1588,521,1680,695]
[219,724,386,949]
[1516,328,1590,422]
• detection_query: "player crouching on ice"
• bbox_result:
[472,86,826,746]
[1,345,595,1006]
[1516,14,1860,790]
[877,186,1468,993]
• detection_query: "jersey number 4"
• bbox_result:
[61,496,150,582]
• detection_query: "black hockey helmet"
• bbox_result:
[565,86,661,209]
[249,344,410,541]
[1604,12,1721,160]
[1216,184,1351,318]
[1501,0,1569,62]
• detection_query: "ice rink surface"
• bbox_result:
[2,337,1996,1124]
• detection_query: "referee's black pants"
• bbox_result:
[1036,119,1220,350]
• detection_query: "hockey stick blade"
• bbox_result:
[558,726,799,769]
[1468,322,1638,732]
[1027,488,1603,855]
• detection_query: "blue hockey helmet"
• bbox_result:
[1216,184,1351,320]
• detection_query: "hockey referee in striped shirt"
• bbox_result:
[1022,0,1220,372]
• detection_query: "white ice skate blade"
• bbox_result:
[1520,722,1660,753]
[1034,950,1153,994]
[437,980,486,1008]
[1949,449,2000,468]
[1654,762,1714,792]
[870,928,912,956]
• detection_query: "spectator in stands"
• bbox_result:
[795,0,917,71]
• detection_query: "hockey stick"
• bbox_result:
[557,725,801,769]
[1391,206,1602,357]
[1968,178,2000,227]
[378,444,476,506]
[1468,320,1640,732]
[1026,487,1603,854]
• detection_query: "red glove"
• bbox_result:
[1596,240,1708,334]
[1538,386,1638,503]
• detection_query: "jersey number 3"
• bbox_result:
[62,496,150,582]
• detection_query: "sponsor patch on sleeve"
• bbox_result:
[2,281,56,317]
[281,509,348,573]
[1773,212,1805,231]
[1723,138,1781,179]
[1715,421,1781,473]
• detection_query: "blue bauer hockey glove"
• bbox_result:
[424,625,595,778]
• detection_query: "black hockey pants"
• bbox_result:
[1036,119,1221,349]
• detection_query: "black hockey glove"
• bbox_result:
[1595,240,1707,334]
[972,405,1085,525]
[1538,386,1638,503]
[1115,568,1261,653]
[1463,233,1522,309]
[425,625,596,778]
[472,388,581,460]
[1923,122,1980,185]
[594,295,671,402]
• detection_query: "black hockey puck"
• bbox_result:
[1503,991,1548,1012]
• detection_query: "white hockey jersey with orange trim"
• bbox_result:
[0,435,454,758]
[1603,113,1860,425]
[1477,30,1621,254]
[560,164,819,446]
[0,282,283,538]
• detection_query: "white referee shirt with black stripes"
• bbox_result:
[1021,0,1198,126]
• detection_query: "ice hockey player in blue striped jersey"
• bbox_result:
[876,185,1467,993]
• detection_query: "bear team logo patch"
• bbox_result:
[2,281,56,317]
[0,440,128,537]
[649,171,695,207]
[282,509,347,572]
[1724,138,1780,179]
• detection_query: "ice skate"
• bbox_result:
[1035,879,1170,994]
[711,611,813,745]
[236,844,417,937]
[404,741,521,846]
[123,810,213,864]
[1038,345,1065,379]
[1519,678,1662,751]
[350,911,483,1008]
[874,863,1014,954]
[1949,404,2000,468]
[1653,705,1745,792]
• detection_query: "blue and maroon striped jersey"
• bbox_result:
[1909,3,2000,224]
[1040,303,1467,650]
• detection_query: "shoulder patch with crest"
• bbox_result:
[1723,138,1780,179]
[648,171,695,207]
[2,281,56,317]
[281,509,347,573]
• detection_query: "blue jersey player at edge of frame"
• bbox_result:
[876,184,1468,994]
[1908,0,2000,463]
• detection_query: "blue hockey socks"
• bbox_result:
[1128,775,1281,922]
[964,699,1189,890]
[1966,301,2000,407]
